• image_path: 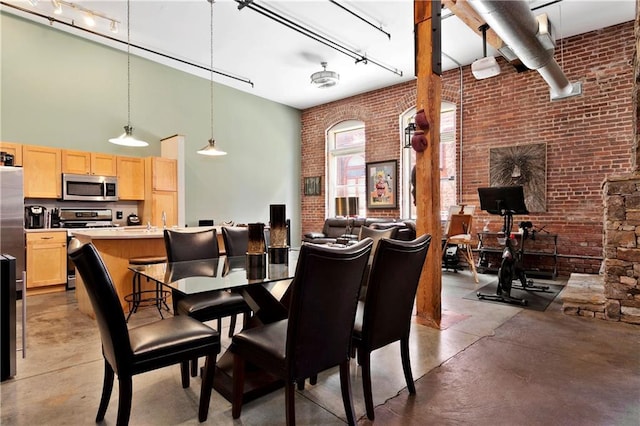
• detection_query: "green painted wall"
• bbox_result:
[1,12,302,242]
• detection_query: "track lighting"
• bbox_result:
[84,12,95,27]
[110,20,118,34]
[51,0,62,15]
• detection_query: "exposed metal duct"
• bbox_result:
[468,0,582,101]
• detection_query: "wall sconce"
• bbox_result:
[404,122,416,149]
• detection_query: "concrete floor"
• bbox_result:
[2,271,639,425]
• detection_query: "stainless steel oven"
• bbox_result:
[61,208,114,290]
[62,174,118,202]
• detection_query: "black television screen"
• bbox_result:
[477,186,528,215]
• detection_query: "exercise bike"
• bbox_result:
[476,186,549,306]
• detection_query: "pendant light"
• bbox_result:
[198,0,227,156]
[109,0,148,147]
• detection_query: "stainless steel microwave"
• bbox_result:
[61,174,118,202]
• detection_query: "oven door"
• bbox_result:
[66,234,76,290]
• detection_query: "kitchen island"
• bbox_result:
[71,226,221,318]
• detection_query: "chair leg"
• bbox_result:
[198,353,216,422]
[228,314,237,338]
[285,381,296,426]
[96,359,114,422]
[466,244,479,283]
[309,375,317,385]
[339,361,356,426]
[181,360,190,388]
[116,375,133,426]
[296,379,305,390]
[400,335,416,394]
[360,349,375,420]
[190,358,199,377]
[231,354,245,419]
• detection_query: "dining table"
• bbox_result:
[129,249,300,403]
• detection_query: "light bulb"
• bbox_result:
[84,13,95,27]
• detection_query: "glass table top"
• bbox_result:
[130,250,299,295]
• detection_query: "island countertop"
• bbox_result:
[71,226,218,240]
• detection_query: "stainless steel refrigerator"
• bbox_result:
[0,166,25,287]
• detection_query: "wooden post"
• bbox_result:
[414,0,442,328]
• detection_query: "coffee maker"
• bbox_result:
[25,206,47,229]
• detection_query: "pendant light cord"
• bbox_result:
[210,0,214,141]
[127,0,131,128]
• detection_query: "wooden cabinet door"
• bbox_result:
[151,157,177,191]
[117,156,145,200]
[23,145,62,198]
[26,232,67,288]
[91,153,117,176]
[0,141,23,166]
[62,149,91,174]
[152,191,177,227]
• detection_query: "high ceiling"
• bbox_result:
[3,0,636,109]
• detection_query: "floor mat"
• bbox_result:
[464,281,564,311]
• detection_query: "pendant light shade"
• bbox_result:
[197,138,227,156]
[198,0,226,157]
[109,125,148,147]
[109,0,148,147]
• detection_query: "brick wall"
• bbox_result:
[301,21,635,277]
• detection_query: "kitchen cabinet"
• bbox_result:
[0,141,23,166]
[116,156,145,200]
[22,145,62,199]
[26,231,67,293]
[150,157,177,191]
[62,150,116,176]
[139,157,178,227]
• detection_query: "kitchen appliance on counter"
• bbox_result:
[60,208,115,290]
[25,205,47,229]
[127,213,141,226]
[61,173,118,202]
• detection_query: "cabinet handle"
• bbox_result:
[41,236,53,240]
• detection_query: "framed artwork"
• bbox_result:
[366,160,398,209]
[304,176,321,196]
[489,143,547,212]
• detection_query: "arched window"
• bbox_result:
[327,120,366,217]
[400,102,457,221]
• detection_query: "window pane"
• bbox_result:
[335,128,365,150]
[328,123,366,217]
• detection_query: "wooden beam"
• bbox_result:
[414,0,442,328]
[442,0,505,50]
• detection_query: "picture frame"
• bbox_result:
[366,160,398,209]
[304,176,321,196]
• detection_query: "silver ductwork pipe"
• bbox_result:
[468,0,582,100]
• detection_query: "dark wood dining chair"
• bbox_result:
[229,238,374,425]
[164,229,251,376]
[221,226,249,257]
[351,234,432,420]
[68,242,220,425]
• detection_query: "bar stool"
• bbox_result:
[125,255,170,321]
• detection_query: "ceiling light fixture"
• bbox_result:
[198,0,227,157]
[471,24,501,80]
[310,62,339,88]
[108,0,148,147]
[83,12,95,27]
[109,20,118,34]
[51,0,62,15]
